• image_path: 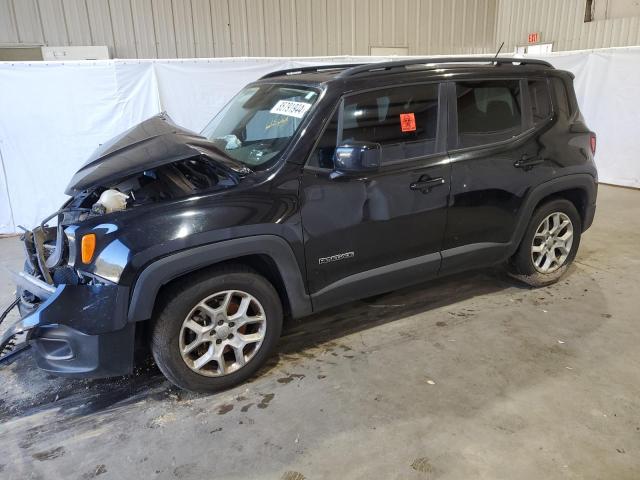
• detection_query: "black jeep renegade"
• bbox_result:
[1,58,597,392]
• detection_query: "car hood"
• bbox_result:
[65,114,249,194]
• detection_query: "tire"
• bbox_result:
[150,265,283,393]
[508,198,582,287]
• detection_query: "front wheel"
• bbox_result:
[508,199,582,287]
[151,265,283,393]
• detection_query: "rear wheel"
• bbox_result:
[151,265,283,393]
[508,199,582,287]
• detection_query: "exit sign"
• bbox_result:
[528,32,540,44]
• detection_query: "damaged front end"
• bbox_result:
[0,113,248,375]
[0,177,142,373]
[0,213,135,376]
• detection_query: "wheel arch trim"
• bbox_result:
[509,173,597,257]
[127,235,312,322]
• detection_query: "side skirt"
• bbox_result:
[310,243,512,315]
[439,242,511,277]
[310,252,441,313]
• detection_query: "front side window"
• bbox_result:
[202,84,319,168]
[456,80,523,148]
[342,84,440,163]
[308,83,441,168]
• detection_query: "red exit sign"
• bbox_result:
[528,32,540,44]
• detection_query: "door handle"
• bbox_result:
[409,177,445,192]
[514,155,544,169]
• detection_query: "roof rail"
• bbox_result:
[338,57,553,78]
[260,63,365,79]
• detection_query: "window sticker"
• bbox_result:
[400,113,416,132]
[270,100,312,118]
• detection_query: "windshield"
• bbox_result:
[201,84,320,168]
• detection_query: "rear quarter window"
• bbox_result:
[527,79,552,125]
[551,77,573,118]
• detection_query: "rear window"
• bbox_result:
[456,80,523,148]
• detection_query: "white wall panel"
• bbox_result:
[368,0,382,48]
[172,0,195,57]
[294,0,312,57]
[339,0,354,54]
[192,0,215,57]
[496,0,640,52]
[37,0,68,46]
[354,0,369,54]
[279,0,297,56]
[325,0,341,55]
[13,0,44,44]
[86,0,115,51]
[131,0,158,58]
[109,0,138,57]
[394,0,409,48]
[246,0,267,56]
[228,0,249,56]
[151,0,177,58]
[0,0,19,43]
[210,0,232,56]
[62,0,92,45]
[0,0,562,59]
[263,0,282,56]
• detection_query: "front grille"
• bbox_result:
[22,222,69,286]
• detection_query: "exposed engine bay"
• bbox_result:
[72,155,234,215]
[21,155,236,295]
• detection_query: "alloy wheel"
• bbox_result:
[531,212,574,274]
[179,290,267,376]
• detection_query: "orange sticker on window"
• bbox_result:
[400,113,416,132]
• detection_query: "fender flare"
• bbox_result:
[508,173,597,257]
[127,235,312,322]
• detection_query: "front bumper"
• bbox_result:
[1,273,135,378]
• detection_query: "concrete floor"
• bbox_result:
[0,184,638,480]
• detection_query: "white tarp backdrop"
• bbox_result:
[0,48,638,234]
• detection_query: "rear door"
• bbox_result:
[442,77,557,274]
[300,82,451,309]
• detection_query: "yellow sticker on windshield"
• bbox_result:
[270,100,312,118]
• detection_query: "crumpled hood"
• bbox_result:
[65,114,248,194]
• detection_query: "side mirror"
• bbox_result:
[333,141,381,174]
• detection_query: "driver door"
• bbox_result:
[300,83,451,310]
